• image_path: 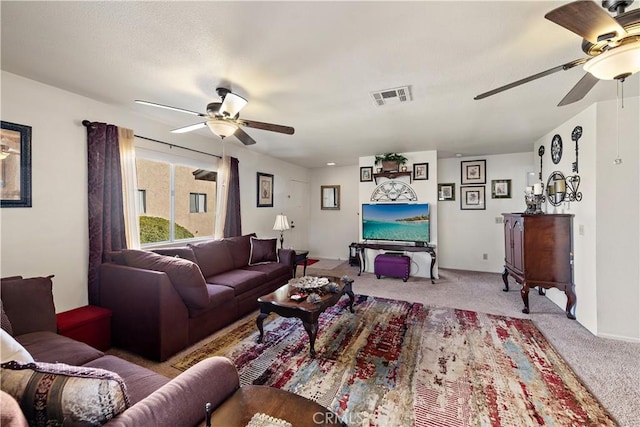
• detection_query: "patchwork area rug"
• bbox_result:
[173,295,615,426]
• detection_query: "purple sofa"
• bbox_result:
[99,234,294,361]
[0,276,240,426]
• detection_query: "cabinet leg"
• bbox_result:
[501,269,509,292]
[520,283,530,314]
[565,286,577,320]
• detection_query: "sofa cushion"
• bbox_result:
[188,239,235,277]
[0,330,34,363]
[242,262,291,281]
[224,234,256,269]
[152,247,198,264]
[17,331,104,366]
[206,269,267,296]
[0,276,57,336]
[1,360,130,427]
[187,284,236,318]
[0,300,13,336]
[83,355,169,406]
[122,249,209,310]
[249,237,278,265]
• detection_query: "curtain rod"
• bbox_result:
[81,120,221,159]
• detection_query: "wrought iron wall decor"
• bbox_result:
[571,126,582,173]
[538,146,545,180]
[551,134,563,164]
[546,171,566,207]
[370,180,417,202]
[565,175,582,202]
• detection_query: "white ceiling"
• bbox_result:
[1,1,638,168]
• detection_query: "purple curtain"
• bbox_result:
[223,157,242,237]
[86,122,127,305]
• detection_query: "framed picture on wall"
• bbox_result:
[256,172,274,207]
[413,163,429,180]
[1,121,32,208]
[491,179,512,199]
[460,159,486,184]
[438,183,456,201]
[360,166,373,182]
[460,185,486,210]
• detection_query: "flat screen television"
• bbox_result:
[362,203,430,243]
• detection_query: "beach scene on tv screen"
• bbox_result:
[362,203,430,242]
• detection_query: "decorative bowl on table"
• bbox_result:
[288,276,330,292]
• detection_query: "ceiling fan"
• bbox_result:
[135,88,294,145]
[475,0,640,106]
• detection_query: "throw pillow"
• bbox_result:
[121,249,209,309]
[0,300,13,336]
[1,361,130,427]
[249,237,278,265]
[0,276,57,336]
[0,330,34,363]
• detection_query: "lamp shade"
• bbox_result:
[206,120,239,138]
[583,41,640,80]
[273,214,290,231]
[220,92,248,118]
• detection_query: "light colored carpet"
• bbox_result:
[108,263,640,426]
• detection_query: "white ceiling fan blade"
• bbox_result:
[135,100,206,117]
[171,122,207,133]
[219,92,248,117]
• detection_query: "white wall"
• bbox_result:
[0,71,308,312]
[437,153,534,273]
[534,96,640,341]
[308,165,359,260]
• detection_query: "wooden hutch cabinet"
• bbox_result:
[502,213,576,319]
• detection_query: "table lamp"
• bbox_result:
[273,214,290,249]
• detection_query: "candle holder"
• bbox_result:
[524,193,545,214]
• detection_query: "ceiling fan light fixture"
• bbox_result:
[206,120,239,138]
[0,151,9,160]
[583,41,640,80]
[220,92,248,118]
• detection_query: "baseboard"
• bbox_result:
[596,332,640,343]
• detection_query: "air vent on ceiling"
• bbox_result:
[370,86,412,106]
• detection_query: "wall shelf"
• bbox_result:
[373,171,412,184]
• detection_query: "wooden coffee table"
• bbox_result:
[209,385,345,426]
[256,276,355,357]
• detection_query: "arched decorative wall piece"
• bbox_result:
[370,180,417,202]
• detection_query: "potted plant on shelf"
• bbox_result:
[374,153,408,172]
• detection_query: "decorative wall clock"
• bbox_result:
[551,134,563,164]
[370,180,417,202]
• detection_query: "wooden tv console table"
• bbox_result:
[354,242,436,283]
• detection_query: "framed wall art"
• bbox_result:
[491,179,512,199]
[460,159,486,185]
[413,163,429,180]
[360,166,373,182]
[256,172,274,207]
[438,183,455,201]
[1,121,32,208]
[460,185,486,210]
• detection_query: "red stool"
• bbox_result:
[57,305,112,351]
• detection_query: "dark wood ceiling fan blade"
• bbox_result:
[234,127,257,145]
[238,119,295,135]
[135,100,207,117]
[545,1,627,44]
[474,58,589,100]
[557,73,600,106]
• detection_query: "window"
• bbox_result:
[190,193,207,213]
[137,189,147,214]
[135,151,217,246]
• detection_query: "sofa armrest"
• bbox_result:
[105,357,240,427]
[100,263,189,361]
[278,249,295,274]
